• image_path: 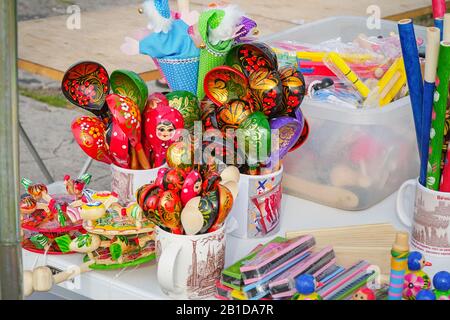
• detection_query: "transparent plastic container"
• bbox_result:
[263,17,425,210]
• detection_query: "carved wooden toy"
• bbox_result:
[19,196,49,215]
[403,251,432,300]
[21,178,53,203]
[80,202,107,227]
[433,271,450,300]
[292,274,322,300]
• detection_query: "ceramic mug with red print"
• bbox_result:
[111,164,167,205]
[397,178,450,278]
[156,225,226,300]
[228,167,283,239]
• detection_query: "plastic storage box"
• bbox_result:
[263,17,425,210]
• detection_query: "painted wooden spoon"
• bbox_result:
[110,70,148,113]
[61,61,110,120]
[71,116,112,165]
[106,94,150,169]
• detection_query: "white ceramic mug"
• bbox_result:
[228,167,283,239]
[397,178,450,257]
[156,225,226,300]
[110,164,166,204]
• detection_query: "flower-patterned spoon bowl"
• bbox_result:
[62,61,110,119]
[71,116,112,164]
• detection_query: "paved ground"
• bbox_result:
[18,0,141,21]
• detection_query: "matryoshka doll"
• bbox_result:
[181,170,203,207]
[144,104,185,168]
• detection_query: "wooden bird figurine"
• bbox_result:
[403,251,432,300]
[292,274,322,300]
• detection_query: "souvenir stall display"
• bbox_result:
[17,0,450,301]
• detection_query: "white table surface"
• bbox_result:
[23,189,411,300]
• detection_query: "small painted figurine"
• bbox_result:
[64,174,91,200]
[403,251,432,300]
[292,274,322,300]
[433,271,450,300]
[416,289,436,300]
[352,287,376,300]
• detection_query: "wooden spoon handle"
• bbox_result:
[283,173,360,209]
[135,143,151,170]
[130,148,139,170]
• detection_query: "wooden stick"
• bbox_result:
[283,174,359,209]
[130,148,139,170]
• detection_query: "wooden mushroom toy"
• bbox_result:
[80,202,107,227]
